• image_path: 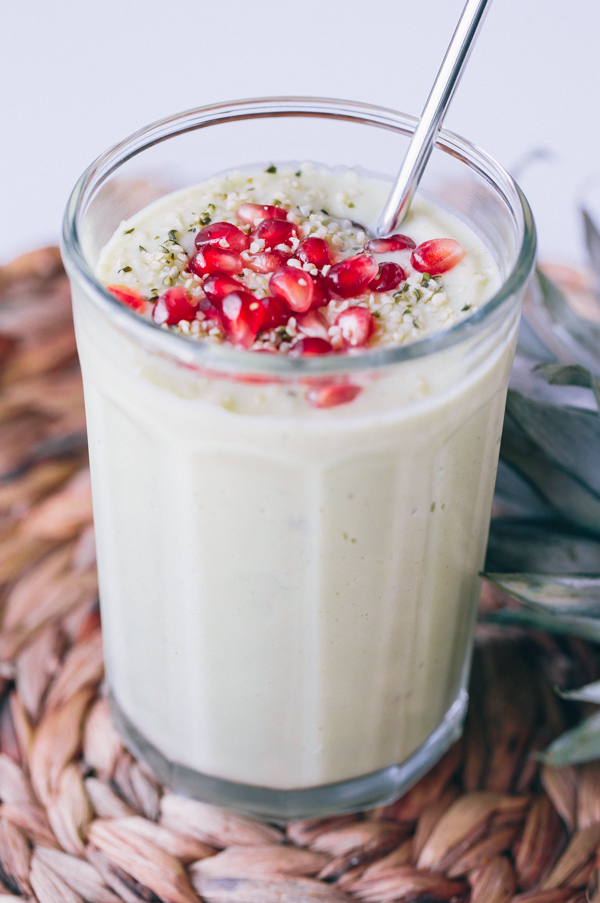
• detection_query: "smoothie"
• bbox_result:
[72,162,519,810]
[96,164,499,359]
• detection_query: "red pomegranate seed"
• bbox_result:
[296,309,330,341]
[335,306,374,347]
[369,262,406,292]
[189,246,243,276]
[107,285,147,313]
[252,218,297,250]
[198,296,224,329]
[236,203,288,225]
[309,273,331,309]
[261,295,289,329]
[365,234,416,253]
[289,336,333,357]
[195,221,249,252]
[325,253,378,299]
[306,382,362,407]
[152,286,197,326]
[295,237,331,268]
[232,365,275,386]
[203,271,245,300]
[245,250,291,273]
[411,238,465,275]
[269,266,314,313]
[221,291,264,348]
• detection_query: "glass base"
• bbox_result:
[110,690,468,822]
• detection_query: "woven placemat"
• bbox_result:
[0,248,598,903]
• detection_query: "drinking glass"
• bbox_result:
[62,97,536,819]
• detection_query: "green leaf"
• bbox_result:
[500,407,600,535]
[507,391,600,494]
[582,207,600,299]
[537,363,600,410]
[558,678,600,704]
[494,460,555,520]
[484,572,600,616]
[537,269,600,372]
[486,519,600,574]
[516,312,557,363]
[537,709,600,765]
[483,606,600,642]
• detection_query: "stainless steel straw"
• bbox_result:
[376,0,493,237]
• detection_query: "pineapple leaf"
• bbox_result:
[483,573,600,616]
[536,363,600,409]
[537,709,600,766]
[517,313,557,363]
[507,391,600,494]
[494,459,555,520]
[500,407,600,534]
[537,269,600,372]
[486,519,600,574]
[582,207,600,300]
[483,605,600,642]
[558,678,600,704]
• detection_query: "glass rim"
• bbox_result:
[61,96,537,376]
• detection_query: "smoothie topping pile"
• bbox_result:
[100,166,497,355]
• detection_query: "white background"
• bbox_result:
[2,0,599,267]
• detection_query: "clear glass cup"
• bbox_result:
[61,97,536,820]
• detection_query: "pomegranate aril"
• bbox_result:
[306,382,361,407]
[369,262,406,292]
[295,237,331,268]
[236,203,288,225]
[245,249,291,273]
[107,285,147,313]
[335,306,374,347]
[309,273,331,309]
[411,238,465,275]
[195,221,249,252]
[221,290,264,348]
[296,309,330,341]
[365,234,416,253]
[203,271,245,300]
[269,266,314,313]
[289,336,333,357]
[189,246,243,276]
[199,294,223,318]
[252,218,297,250]
[325,253,378,299]
[198,297,224,330]
[261,295,289,330]
[152,286,196,326]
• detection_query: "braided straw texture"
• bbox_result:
[0,248,598,903]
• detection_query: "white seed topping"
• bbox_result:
[97,164,499,354]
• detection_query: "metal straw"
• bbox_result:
[376,0,493,237]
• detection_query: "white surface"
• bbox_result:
[2,0,599,267]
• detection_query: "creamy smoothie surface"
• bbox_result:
[80,163,516,797]
[96,163,500,363]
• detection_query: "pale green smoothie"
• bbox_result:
[73,165,515,790]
